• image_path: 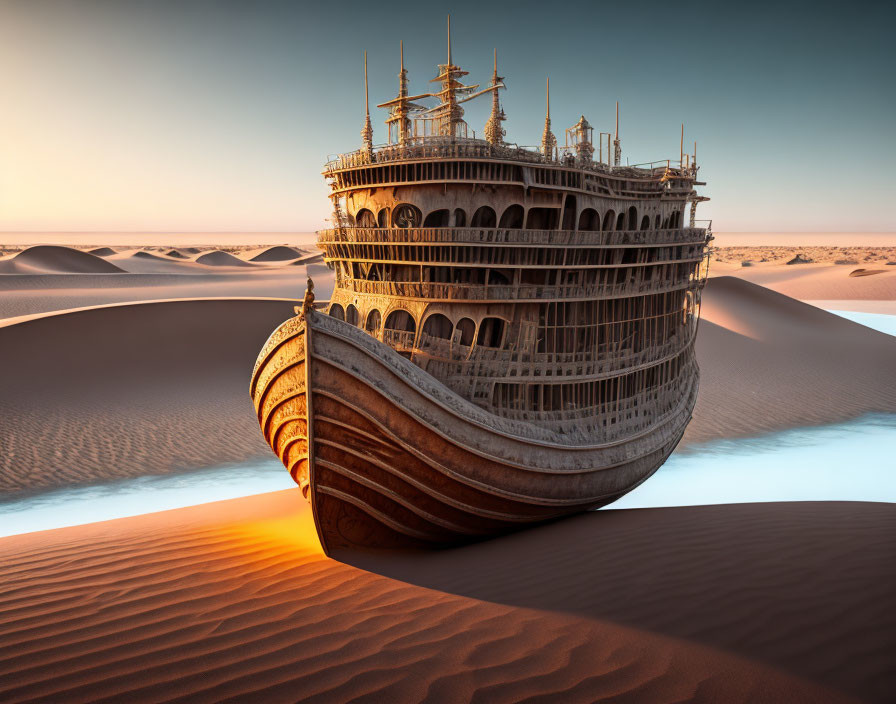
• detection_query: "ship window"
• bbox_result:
[345,304,359,326]
[423,209,450,227]
[377,208,390,228]
[578,208,599,231]
[384,309,416,333]
[627,206,638,231]
[455,318,475,346]
[477,317,506,348]
[470,206,497,228]
[561,196,577,230]
[616,212,626,230]
[602,210,616,231]
[454,208,467,227]
[392,204,421,228]
[365,309,381,334]
[640,215,651,230]
[526,207,559,230]
[499,204,524,228]
[355,209,376,228]
[422,313,453,340]
[329,303,345,321]
[655,214,662,229]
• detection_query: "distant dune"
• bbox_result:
[165,249,189,258]
[0,245,124,274]
[86,246,116,257]
[195,250,256,267]
[247,245,304,262]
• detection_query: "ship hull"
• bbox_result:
[251,310,696,554]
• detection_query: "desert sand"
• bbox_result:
[0,244,894,702]
[1,492,891,703]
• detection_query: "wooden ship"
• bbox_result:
[251,23,712,554]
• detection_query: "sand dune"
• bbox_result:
[86,247,116,257]
[0,246,124,275]
[165,249,189,258]
[0,270,310,320]
[246,245,304,262]
[686,277,896,444]
[712,261,896,300]
[107,250,210,274]
[195,250,256,267]
[0,299,295,493]
[1,277,893,492]
[0,492,879,703]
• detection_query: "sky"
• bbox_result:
[0,0,893,238]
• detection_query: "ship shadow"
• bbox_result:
[333,501,896,702]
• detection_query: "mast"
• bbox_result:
[429,15,470,138]
[360,51,373,155]
[484,48,506,146]
[613,101,621,167]
[541,77,557,161]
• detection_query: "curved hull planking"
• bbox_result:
[251,310,696,554]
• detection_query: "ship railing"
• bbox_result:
[318,227,710,248]
[381,329,416,350]
[323,137,694,179]
[493,360,696,431]
[342,275,702,302]
[422,331,693,384]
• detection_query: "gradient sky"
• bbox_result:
[0,0,893,236]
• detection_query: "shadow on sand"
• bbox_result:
[335,501,896,703]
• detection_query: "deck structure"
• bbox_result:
[252,21,712,553]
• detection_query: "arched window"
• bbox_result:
[329,303,345,321]
[602,210,616,231]
[355,209,375,228]
[640,215,651,230]
[377,209,389,228]
[616,212,626,230]
[477,317,506,348]
[655,214,661,229]
[470,205,496,228]
[423,209,450,227]
[499,204,524,228]
[345,304,359,326]
[422,313,453,339]
[455,318,475,346]
[454,208,467,227]
[392,204,421,228]
[578,208,599,231]
[627,206,638,231]
[365,309,381,334]
[384,309,417,333]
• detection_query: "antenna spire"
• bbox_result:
[613,101,621,167]
[361,51,373,154]
[447,15,452,66]
[541,77,557,161]
[680,123,684,167]
[484,48,506,146]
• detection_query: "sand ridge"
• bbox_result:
[0,492,875,703]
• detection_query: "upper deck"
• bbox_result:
[323,137,700,200]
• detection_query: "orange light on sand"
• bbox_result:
[234,514,326,558]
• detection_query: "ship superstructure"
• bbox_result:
[252,22,711,552]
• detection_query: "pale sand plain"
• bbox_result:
[0,244,894,702]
